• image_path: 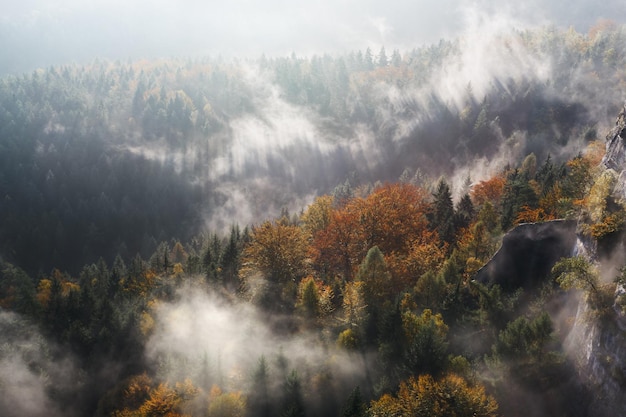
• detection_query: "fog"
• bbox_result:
[2,0,626,75]
[144,284,371,414]
[0,310,79,417]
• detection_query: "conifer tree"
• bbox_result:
[341,386,366,417]
[432,179,455,245]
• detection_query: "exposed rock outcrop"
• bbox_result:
[473,104,626,417]
[566,102,626,417]
[602,102,626,170]
[603,101,626,200]
[565,295,626,417]
[475,220,578,291]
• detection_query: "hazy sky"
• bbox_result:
[0,0,624,74]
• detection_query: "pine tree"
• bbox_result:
[432,179,455,245]
[281,370,305,417]
[248,356,271,417]
[222,225,241,290]
[454,193,475,231]
[341,386,366,417]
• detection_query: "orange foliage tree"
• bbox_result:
[369,374,498,417]
[311,183,431,282]
[470,174,506,208]
[242,220,309,284]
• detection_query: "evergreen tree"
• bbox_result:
[454,193,475,231]
[341,386,366,417]
[248,356,271,417]
[203,233,221,283]
[222,225,242,290]
[377,47,388,67]
[281,370,305,417]
[356,246,395,343]
[432,179,456,245]
[500,169,538,230]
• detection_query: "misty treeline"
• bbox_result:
[1,23,626,275]
[1,134,621,417]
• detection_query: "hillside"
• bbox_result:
[1,24,626,274]
[1,24,626,417]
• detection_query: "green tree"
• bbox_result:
[494,313,553,361]
[454,193,475,231]
[296,277,320,319]
[552,256,601,306]
[431,179,455,245]
[222,225,242,289]
[356,246,393,310]
[341,386,366,417]
[0,261,37,315]
[501,169,538,230]
[402,309,449,377]
[204,233,222,283]
[552,256,598,293]
[281,370,305,417]
[248,356,271,417]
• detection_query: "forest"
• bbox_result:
[1,22,626,417]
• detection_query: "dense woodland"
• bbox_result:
[1,23,626,417]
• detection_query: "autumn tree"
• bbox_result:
[560,155,591,202]
[369,374,498,417]
[401,308,449,377]
[114,379,199,417]
[311,203,365,280]
[243,221,308,284]
[579,170,626,239]
[312,183,430,281]
[341,281,368,347]
[207,386,246,417]
[242,220,308,310]
[458,220,497,265]
[358,184,430,255]
[301,195,333,239]
[392,231,446,291]
[470,174,506,208]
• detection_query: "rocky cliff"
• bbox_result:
[475,220,578,291]
[603,102,626,200]
[475,103,626,417]
[564,102,626,417]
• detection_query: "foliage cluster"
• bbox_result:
[3,23,626,417]
[2,24,626,276]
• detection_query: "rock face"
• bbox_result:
[474,104,626,417]
[603,102,626,200]
[566,293,626,417]
[567,103,626,417]
[602,102,626,172]
[475,220,578,291]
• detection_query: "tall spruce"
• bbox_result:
[432,179,456,245]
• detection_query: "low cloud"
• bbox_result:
[0,310,80,417]
[146,285,368,392]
